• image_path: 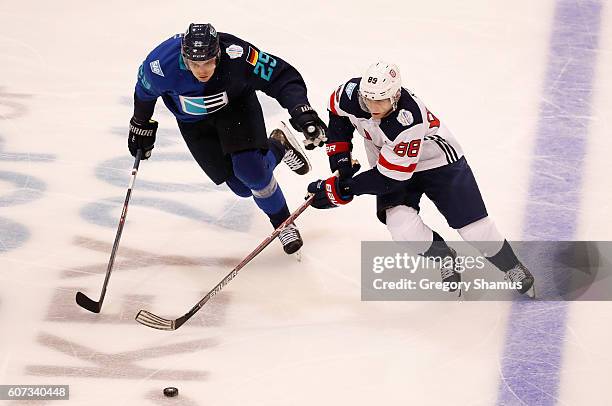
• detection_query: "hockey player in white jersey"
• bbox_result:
[306,61,534,296]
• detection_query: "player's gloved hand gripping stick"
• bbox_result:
[75,149,143,313]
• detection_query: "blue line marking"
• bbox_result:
[497,1,603,405]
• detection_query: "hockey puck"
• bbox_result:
[163,387,178,397]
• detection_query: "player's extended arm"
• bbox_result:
[307,167,405,209]
[244,45,327,149]
[128,63,161,159]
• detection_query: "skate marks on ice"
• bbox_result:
[83,154,254,233]
[0,217,29,254]
[0,89,55,254]
[0,89,53,163]
[62,236,240,279]
[0,87,33,121]
[54,236,236,326]
[27,333,213,381]
[0,170,46,208]
[497,0,604,405]
[48,284,233,328]
[0,167,45,254]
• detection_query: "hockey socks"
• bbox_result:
[422,231,454,258]
[268,205,290,229]
[486,240,535,296]
[267,138,285,166]
[485,240,520,272]
[422,231,460,292]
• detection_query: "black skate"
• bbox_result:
[270,122,311,175]
[278,223,303,255]
[438,247,461,293]
[505,263,535,298]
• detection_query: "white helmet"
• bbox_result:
[359,61,402,110]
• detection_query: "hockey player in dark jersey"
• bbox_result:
[307,61,535,296]
[128,23,327,254]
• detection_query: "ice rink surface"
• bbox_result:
[1,0,612,405]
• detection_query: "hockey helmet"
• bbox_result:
[359,61,402,110]
[181,23,220,61]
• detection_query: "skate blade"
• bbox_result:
[279,121,312,173]
[524,285,536,299]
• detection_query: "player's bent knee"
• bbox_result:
[225,176,252,198]
[231,150,271,190]
[457,216,503,241]
[457,216,505,256]
[385,206,433,243]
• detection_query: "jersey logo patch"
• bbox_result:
[397,109,414,127]
[149,60,164,77]
[179,92,229,115]
[246,46,259,66]
[226,44,243,59]
[345,82,357,100]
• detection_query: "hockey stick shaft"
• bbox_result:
[136,194,315,330]
[76,149,142,312]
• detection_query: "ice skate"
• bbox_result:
[278,223,303,255]
[438,247,461,295]
[505,263,535,298]
[270,121,311,175]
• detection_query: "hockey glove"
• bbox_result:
[326,142,361,179]
[289,104,328,150]
[306,176,353,209]
[128,117,158,159]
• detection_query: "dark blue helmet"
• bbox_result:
[181,23,220,61]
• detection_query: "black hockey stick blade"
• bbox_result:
[75,291,102,313]
[135,310,176,331]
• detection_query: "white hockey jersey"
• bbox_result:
[327,78,464,181]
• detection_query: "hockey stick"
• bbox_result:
[76,149,143,313]
[135,194,315,330]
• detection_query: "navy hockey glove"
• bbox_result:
[289,104,328,150]
[326,142,361,179]
[128,117,158,159]
[306,176,353,209]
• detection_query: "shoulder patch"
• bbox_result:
[225,44,243,59]
[149,60,164,77]
[337,78,369,119]
[246,46,259,66]
[345,82,357,100]
[396,109,414,127]
[379,92,424,142]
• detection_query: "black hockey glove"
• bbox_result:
[289,104,328,150]
[128,117,158,159]
[306,175,353,209]
[326,142,361,180]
